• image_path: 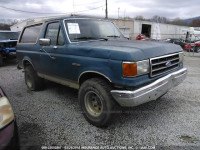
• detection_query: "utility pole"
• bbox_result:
[118,7,120,19]
[124,9,126,26]
[105,0,108,19]
[118,7,120,25]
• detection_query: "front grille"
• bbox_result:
[150,53,180,77]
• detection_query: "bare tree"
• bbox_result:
[134,16,146,21]
[190,19,200,27]
[0,24,11,30]
[170,18,186,26]
[151,15,168,23]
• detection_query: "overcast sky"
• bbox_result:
[0,0,199,20]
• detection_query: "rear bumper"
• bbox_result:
[111,68,187,107]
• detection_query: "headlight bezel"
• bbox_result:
[0,96,14,130]
[179,52,184,63]
[122,59,150,77]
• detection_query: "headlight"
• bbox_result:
[179,52,184,63]
[123,60,150,77]
[0,97,14,129]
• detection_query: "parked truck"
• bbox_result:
[181,27,200,42]
[181,27,200,52]
[0,31,19,66]
[17,16,187,127]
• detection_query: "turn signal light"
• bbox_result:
[123,62,137,77]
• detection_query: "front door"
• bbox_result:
[39,21,67,78]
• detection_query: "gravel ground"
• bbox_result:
[0,52,200,150]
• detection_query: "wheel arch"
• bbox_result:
[78,71,112,85]
[22,58,35,70]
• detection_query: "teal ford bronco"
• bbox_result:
[17,17,187,127]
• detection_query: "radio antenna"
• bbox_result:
[73,0,75,15]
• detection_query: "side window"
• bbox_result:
[20,24,42,43]
[45,22,65,46]
[45,22,59,45]
[57,28,65,46]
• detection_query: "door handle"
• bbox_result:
[53,46,58,50]
[50,56,56,60]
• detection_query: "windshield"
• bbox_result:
[65,19,122,42]
[0,32,20,40]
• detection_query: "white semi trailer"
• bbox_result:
[181,27,200,42]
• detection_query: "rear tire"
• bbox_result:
[79,78,118,127]
[196,47,200,53]
[24,65,44,91]
[0,54,3,67]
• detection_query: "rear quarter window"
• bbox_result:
[20,24,42,44]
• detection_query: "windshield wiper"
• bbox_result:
[74,37,97,40]
[74,37,108,41]
[107,35,120,38]
[98,37,108,41]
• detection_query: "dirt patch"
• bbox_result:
[180,135,199,143]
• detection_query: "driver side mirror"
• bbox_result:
[39,38,51,46]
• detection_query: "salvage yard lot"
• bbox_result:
[0,52,200,149]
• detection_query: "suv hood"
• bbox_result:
[69,40,182,61]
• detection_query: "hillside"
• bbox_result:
[184,16,200,23]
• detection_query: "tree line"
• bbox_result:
[0,19,20,30]
[0,24,11,30]
[134,15,200,27]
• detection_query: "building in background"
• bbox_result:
[111,19,134,39]
[131,20,190,40]
[10,15,190,40]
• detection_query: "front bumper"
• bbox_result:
[111,68,187,107]
[0,121,19,150]
[7,52,16,59]
[0,88,19,150]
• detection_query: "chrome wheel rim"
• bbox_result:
[26,74,32,88]
[197,47,200,53]
[84,91,103,117]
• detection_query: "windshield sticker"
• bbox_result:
[67,23,80,34]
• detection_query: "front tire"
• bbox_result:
[79,78,117,127]
[24,65,44,91]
